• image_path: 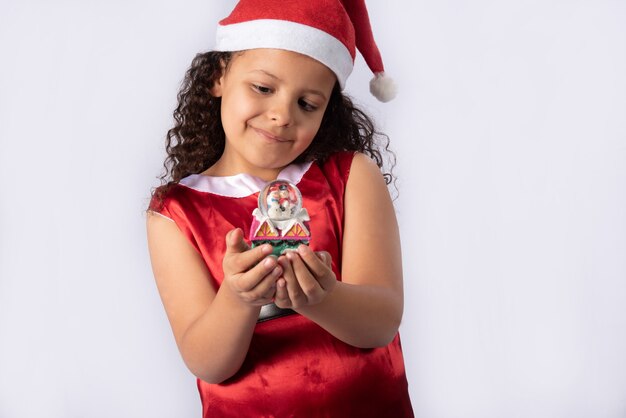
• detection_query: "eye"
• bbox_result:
[252,84,273,94]
[298,98,318,112]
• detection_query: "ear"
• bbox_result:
[210,59,227,98]
[210,74,224,98]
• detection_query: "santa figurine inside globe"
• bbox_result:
[249,180,311,256]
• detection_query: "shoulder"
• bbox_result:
[146,184,185,235]
[349,152,381,172]
[318,151,383,178]
[309,152,385,200]
[146,182,203,256]
[343,152,395,234]
[312,151,358,187]
[346,152,386,190]
[147,178,207,222]
[317,150,356,170]
[148,183,183,221]
[340,152,401,286]
[343,152,395,238]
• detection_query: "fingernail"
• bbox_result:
[262,244,273,254]
[297,245,307,254]
[264,257,275,268]
[273,266,282,276]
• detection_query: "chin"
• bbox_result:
[250,154,294,171]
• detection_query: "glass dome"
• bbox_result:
[258,180,303,221]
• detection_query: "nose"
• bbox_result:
[267,97,293,127]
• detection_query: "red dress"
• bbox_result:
[151,152,414,417]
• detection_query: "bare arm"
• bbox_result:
[274,153,404,348]
[147,218,281,383]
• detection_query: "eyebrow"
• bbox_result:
[249,69,328,100]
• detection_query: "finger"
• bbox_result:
[315,251,332,268]
[286,251,323,300]
[279,254,307,308]
[262,284,278,300]
[224,228,249,254]
[242,296,274,307]
[299,247,337,292]
[238,283,275,306]
[296,245,330,278]
[236,256,281,292]
[252,265,281,299]
[225,241,275,275]
[274,278,291,308]
[234,262,281,304]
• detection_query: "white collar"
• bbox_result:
[178,161,313,198]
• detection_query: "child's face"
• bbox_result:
[211,49,336,180]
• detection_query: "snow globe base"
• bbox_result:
[251,239,310,257]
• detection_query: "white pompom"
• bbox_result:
[369,72,397,102]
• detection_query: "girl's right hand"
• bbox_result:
[222,228,282,306]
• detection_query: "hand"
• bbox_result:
[274,245,337,310]
[222,228,282,306]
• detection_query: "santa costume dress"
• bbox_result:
[150,151,414,417]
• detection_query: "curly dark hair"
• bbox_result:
[150,50,395,209]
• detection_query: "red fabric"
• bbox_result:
[341,0,385,73]
[152,152,413,417]
[220,0,356,59]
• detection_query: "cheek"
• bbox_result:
[300,116,325,142]
[221,90,259,128]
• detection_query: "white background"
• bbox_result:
[1,1,625,417]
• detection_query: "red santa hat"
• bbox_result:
[214,0,397,102]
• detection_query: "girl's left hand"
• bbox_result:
[274,245,337,309]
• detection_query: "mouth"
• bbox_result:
[252,127,291,143]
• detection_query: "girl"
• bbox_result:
[147,0,414,416]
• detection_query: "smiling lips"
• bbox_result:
[252,127,291,143]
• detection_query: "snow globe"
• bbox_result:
[249,180,310,256]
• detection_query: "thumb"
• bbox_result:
[225,228,249,254]
[316,251,332,268]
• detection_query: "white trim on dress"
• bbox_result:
[148,210,174,222]
[178,161,313,198]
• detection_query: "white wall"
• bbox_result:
[1,1,624,417]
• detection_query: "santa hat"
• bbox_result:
[214,0,397,102]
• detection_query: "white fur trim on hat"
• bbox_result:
[215,19,354,89]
